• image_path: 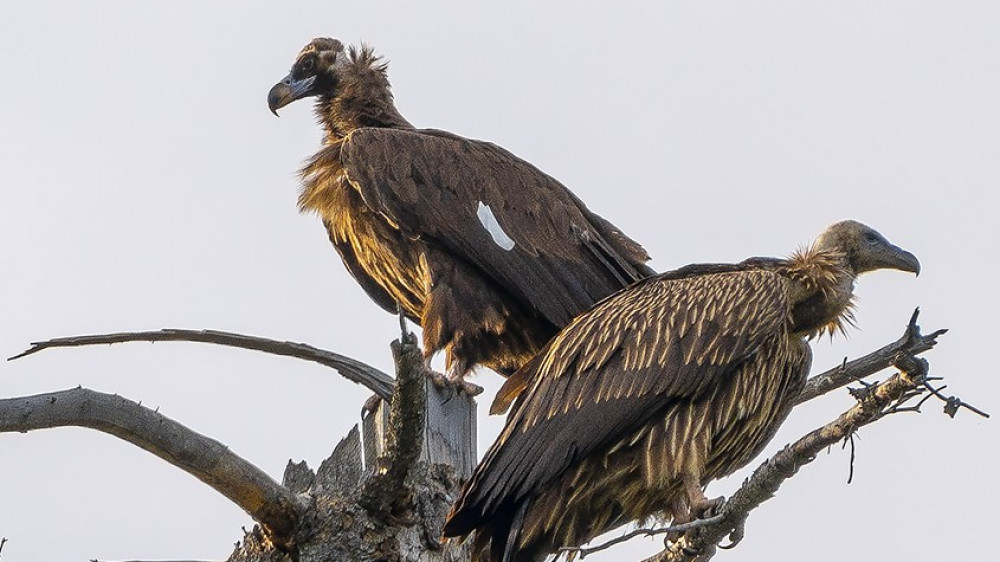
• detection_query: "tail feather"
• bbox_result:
[466,499,539,562]
[499,499,530,562]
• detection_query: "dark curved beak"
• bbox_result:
[267,73,317,116]
[884,245,921,276]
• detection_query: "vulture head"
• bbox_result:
[268,38,347,115]
[268,38,407,132]
[814,220,921,276]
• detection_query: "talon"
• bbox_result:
[697,496,725,519]
[718,520,745,550]
[395,302,409,339]
[361,393,383,416]
[428,370,450,389]
[458,379,484,396]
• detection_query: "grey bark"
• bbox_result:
[795,308,946,405]
[8,329,394,400]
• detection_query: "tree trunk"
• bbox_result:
[226,340,476,562]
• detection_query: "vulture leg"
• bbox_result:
[684,476,724,519]
[444,354,485,396]
[671,476,722,526]
[666,477,725,545]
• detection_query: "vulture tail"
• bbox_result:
[498,499,531,562]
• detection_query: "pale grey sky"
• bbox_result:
[1,1,996,561]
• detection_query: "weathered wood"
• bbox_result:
[362,405,387,470]
[362,380,477,479]
[225,337,473,562]
[423,383,477,479]
[315,425,365,493]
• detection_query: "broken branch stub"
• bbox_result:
[360,332,428,519]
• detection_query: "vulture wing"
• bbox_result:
[489,258,787,412]
[339,127,652,327]
[445,268,793,534]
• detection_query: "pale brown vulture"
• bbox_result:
[443,220,920,561]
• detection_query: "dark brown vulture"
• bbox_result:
[442,220,920,561]
[267,39,653,389]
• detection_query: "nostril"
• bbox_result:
[282,77,292,85]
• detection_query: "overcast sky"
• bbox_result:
[1,1,996,561]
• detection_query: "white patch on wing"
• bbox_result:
[476,201,516,251]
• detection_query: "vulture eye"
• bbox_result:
[863,231,880,244]
[300,57,315,73]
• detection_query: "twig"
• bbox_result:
[0,388,305,551]
[642,350,935,562]
[0,537,7,560]
[360,331,428,520]
[922,380,990,419]
[795,308,946,404]
[844,433,856,484]
[559,514,725,559]
[8,329,394,400]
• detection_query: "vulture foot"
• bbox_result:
[693,495,725,519]
[684,476,724,520]
[673,477,722,524]
[428,368,484,397]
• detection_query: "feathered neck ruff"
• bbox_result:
[315,45,413,139]
[782,244,857,339]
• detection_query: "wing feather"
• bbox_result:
[339,127,650,327]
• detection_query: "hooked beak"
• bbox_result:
[892,247,921,276]
[267,73,317,116]
[881,244,921,276]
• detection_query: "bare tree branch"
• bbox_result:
[360,330,428,520]
[795,308,946,405]
[641,351,940,562]
[559,514,725,559]
[8,329,394,400]
[0,537,7,560]
[920,379,990,419]
[0,388,305,551]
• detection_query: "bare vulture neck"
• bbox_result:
[782,246,857,338]
[316,63,414,139]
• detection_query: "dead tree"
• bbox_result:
[1,310,984,561]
